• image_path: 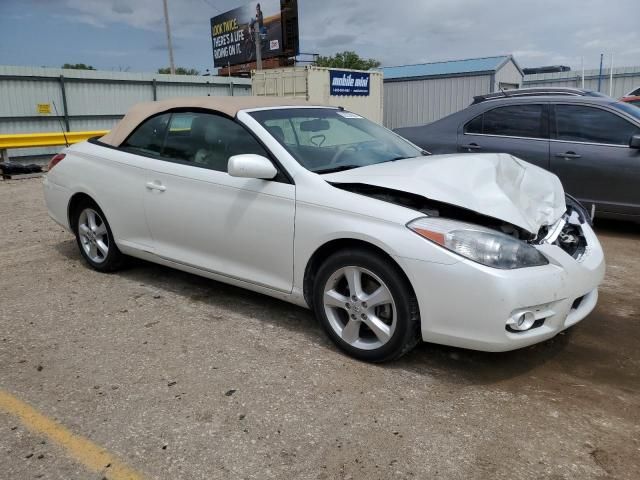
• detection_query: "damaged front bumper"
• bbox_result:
[394,219,605,352]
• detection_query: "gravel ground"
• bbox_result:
[1,178,639,480]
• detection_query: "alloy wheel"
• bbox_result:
[323,266,397,350]
[77,208,109,264]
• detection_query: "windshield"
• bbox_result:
[614,101,640,121]
[248,108,423,173]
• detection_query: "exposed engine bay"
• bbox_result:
[535,194,591,260]
[332,183,590,260]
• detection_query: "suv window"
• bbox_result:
[121,113,171,155]
[554,105,640,145]
[465,104,546,139]
[123,111,269,172]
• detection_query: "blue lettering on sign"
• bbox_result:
[329,70,370,96]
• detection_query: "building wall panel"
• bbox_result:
[383,74,491,129]
[495,60,523,89]
[0,65,251,160]
[524,66,640,98]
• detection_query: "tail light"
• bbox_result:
[48,153,65,171]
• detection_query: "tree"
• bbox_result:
[62,63,95,70]
[315,51,381,70]
[157,67,200,75]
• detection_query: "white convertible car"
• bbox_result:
[43,97,605,362]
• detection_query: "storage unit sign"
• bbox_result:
[329,70,371,96]
[211,0,287,67]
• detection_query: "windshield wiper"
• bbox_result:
[315,165,362,174]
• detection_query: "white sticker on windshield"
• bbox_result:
[336,111,363,119]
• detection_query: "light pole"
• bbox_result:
[597,53,603,93]
[254,22,262,70]
[162,0,176,75]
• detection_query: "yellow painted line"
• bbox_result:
[0,389,144,480]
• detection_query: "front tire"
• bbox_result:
[73,199,125,272]
[313,248,420,362]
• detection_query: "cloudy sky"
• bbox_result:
[1,0,638,73]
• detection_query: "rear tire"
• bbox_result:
[72,199,126,272]
[312,248,420,362]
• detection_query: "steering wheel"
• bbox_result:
[329,144,359,165]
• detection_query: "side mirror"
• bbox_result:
[227,154,278,179]
[630,134,640,149]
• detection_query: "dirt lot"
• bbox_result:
[1,177,639,480]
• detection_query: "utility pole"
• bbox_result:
[597,53,604,92]
[254,23,262,70]
[162,0,176,75]
[609,54,614,97]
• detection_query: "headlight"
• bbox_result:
[407,217,548,269]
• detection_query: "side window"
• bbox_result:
[464,114,483,134]
[121,113,170,155]
[482,105,545,138]
[554,105,640,145]
[162,112,269,172]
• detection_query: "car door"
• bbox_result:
[136,111,296,293]
[458,103,551,170]
[549,103,640,216]
[98,112,173,251]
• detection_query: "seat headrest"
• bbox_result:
[266,125,285,143]
[190,115,210,141]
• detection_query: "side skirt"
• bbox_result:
[120,247,310,309]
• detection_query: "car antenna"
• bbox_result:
[52,101,70,147]
[500,87,511,98]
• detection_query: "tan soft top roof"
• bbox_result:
[100,96,316,146]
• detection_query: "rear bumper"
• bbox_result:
[396,222,605,352]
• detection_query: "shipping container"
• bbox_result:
[251,66,384,124]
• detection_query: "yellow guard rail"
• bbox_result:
[0,130,108,162]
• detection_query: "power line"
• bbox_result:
[201,0,223,14]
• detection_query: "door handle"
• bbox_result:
[555,152,581,159]
[461,143,482,151]
[145,181,166,192]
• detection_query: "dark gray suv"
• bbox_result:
[395,88,640,221]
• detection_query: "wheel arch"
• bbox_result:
[67,192,103,233]
[302,238,417,310]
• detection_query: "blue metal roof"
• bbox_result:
[381,55,513,80]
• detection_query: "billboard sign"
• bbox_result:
[211,1,299,68]
[329,70,371,96]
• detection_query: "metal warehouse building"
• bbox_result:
[0,65,250,159]
[381,55,523,129]
[523,65,640,99]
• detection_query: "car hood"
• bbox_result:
[322,153,566,234]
